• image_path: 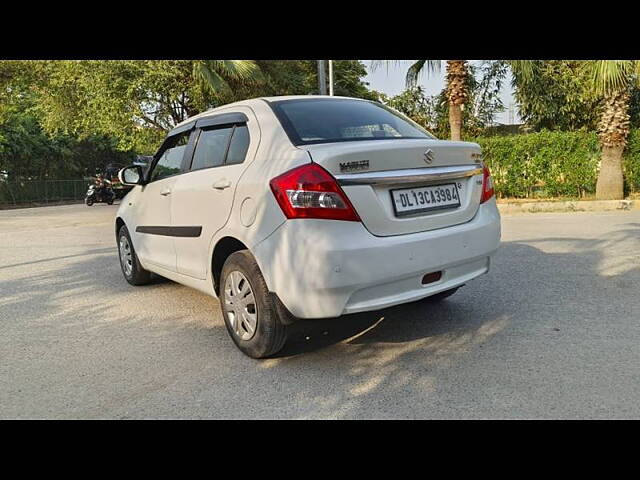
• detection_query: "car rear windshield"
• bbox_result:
[270,98,435,146]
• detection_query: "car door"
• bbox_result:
[133,127,195,272]
[171,110,257,280]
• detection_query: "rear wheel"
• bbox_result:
[118,225,151,285]
[220,250,287,359]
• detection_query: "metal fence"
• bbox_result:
[0,179,89,206]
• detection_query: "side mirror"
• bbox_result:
[119,165,145,186]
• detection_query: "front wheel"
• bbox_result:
[220,250,287,359]
[85,196,94,206]
[118,225,151,285]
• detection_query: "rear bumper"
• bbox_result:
[253,198,501,319]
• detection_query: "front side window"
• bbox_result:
[150,131,190,182]
[191,127,234,170]
[271,98,435,146]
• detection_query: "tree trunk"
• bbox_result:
[596,89,629,200]
[596,145,624,199]
[449,103,462,141]
[445,60,468,141]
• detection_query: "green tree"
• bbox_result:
[0,107,133,180]
[30,60,375,154]
[34,61,213,152]
[329,60,378,100]
[508,60,600,131]
[1,59,378,178]
[215,60,377,102]
[376,62,505,139]
[376,86,437,131]
[0,60,135,179]
[193,60,261,97]
[375,60,489,140]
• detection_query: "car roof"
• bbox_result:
[259,95,368,103]
[172,95,370,130]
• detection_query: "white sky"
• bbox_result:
[361,60,520,124]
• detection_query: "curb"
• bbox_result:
[497,199,637,215]
[0,200,85,210]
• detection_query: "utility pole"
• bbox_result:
[328,60,334,96]
[317,60,327,95]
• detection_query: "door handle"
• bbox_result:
[160,188,172,196]
[213,179,231,190]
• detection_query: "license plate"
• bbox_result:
[391,183,460,216]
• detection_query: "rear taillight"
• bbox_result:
[480,165,494,203]
[270,163,361,222]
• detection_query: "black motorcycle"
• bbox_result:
[85,181,115,206]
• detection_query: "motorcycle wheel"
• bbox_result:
[86,197,94,206]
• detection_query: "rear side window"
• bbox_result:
[271,98,434,146]
[191,127,234,170]
[225,125,250,165]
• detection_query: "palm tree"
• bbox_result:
[192,60,261,96]
[586,61,640,200]
[375,60,470,140]
[412,60,469,141]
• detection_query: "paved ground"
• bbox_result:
[1,203,639,419]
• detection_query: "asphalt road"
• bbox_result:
[1,203,639,419]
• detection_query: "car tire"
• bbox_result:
[118,225,152,286]
[425,286,460,302]
[220,250,287,359]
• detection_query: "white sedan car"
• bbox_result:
[116,96,501,358]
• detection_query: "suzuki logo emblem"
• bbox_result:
[423,149,435,164]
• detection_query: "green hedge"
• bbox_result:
[472,130,640,198]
